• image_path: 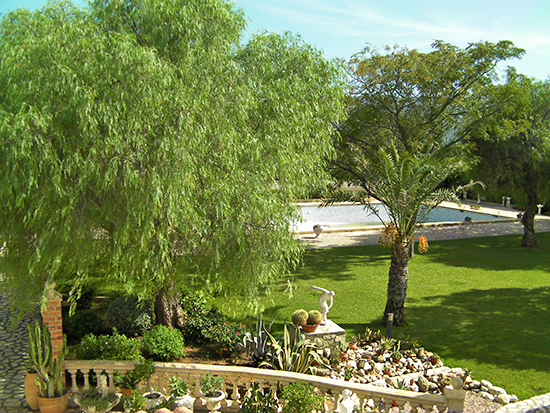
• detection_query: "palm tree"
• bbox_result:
[329,145,470,325]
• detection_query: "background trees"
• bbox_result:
[0,0,346,322]
[470,73,550,248]
[331,41,524,325]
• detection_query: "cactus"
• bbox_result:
[27,321,67,398]
[291,309,308,327]
[307,310,322,325]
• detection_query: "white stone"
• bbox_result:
[481,379,493,388]
[495,394,511,404]
[510,395,519,403]
[489,386,507,396]
[470,380,481,389]
[480,392,495,401]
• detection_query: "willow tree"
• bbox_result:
[0,0,346,323]
[331,41,523,325]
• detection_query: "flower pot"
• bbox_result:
[73,392,121,413]
[121,388,133,396]
[143,391,165,410]
[25,372,40,410]
[203,391,225,412]
[173,394,195,411]
[301,324,319,333]
[37,392,68,413]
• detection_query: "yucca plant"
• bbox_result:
[27,320,68,398]
[260,323,324,374]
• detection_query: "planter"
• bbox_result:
[203,391,226,412]
[339,352,349,362]
[301,324,319,333]
[143,392,165,410]
[37,392,68,413]
[173,394,195,411]
[73,392,121,413]
[24,372,40,410]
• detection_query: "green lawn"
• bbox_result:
[249,232,550,400]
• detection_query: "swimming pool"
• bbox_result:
[295,203,505,232]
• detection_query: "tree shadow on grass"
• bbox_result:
[293,245,390,283]
[423,233,550,272]
[404,287,550,373]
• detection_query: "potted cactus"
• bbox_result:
[291,309,308,327]
[301,310,322,333]
[27,320,69,413]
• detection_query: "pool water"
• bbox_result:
[295,203,504,232]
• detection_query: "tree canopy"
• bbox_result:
[470,72,550,247]
[0,0,346,318]
[331,40,524,325]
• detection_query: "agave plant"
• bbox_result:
[237,311,277,366]
[260,323,324,374]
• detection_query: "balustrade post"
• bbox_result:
[443,377,465,413]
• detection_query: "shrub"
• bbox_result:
[279,381,324,413]
[73,329,144,361]
[179,288,226,343]
[65,310,104,345]
[202,321,246,357]
[143,325,187,362]
[106,295,154,337]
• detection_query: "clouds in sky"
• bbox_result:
[239,0,550,79]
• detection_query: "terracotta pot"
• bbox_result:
[37,392,68,413]
[25,372,40,410]
[339,352,349,362]
[122,388,133,396]
[301,324,319,333]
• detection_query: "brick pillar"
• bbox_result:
[41,285,64,358]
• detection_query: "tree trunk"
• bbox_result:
[154,283,184,329]
[521,190,539,248]
[383,241,410,326]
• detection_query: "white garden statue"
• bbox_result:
[311,285,335,323]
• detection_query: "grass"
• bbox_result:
[245,232,550,400]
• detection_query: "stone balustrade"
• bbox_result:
[65,360,465,412]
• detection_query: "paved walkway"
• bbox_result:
[0,295,41,413]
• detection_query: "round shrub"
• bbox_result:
[143,325,187,362]
[106,295,154,337]
[73,329,144,361]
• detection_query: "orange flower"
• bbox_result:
[417,235,428,254]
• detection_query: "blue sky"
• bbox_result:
[2,0,549,80]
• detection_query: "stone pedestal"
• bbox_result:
[290,320,346,350]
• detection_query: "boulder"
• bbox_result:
[489,386,507,396]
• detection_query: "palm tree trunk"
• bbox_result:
[383,241,410,326]
[521,189,539,248]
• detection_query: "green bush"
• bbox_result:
[65,310,104,345]
[106,295,154,337]
[202,321,246,357]
[179,288,226,343]
[279,381,324,413]
[143,325,187,362]
[73,329,144,360]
